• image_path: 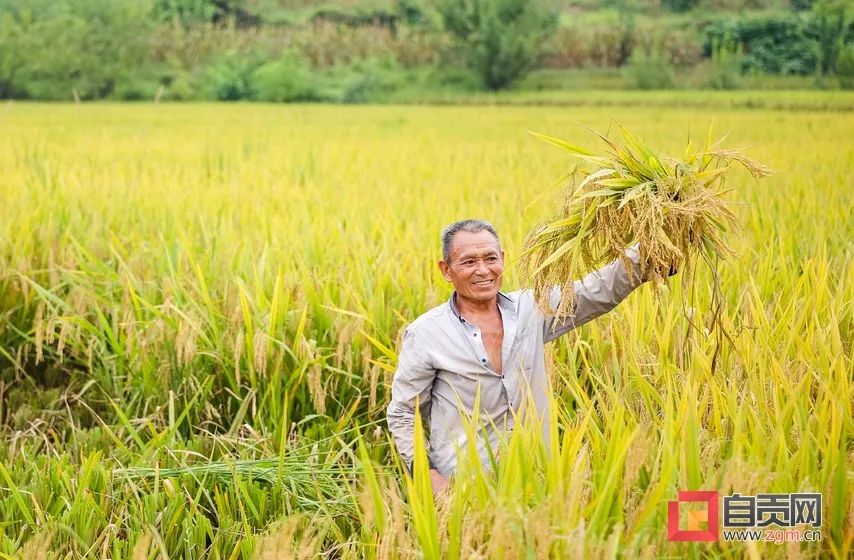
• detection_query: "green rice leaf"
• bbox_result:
[527,130,597,157]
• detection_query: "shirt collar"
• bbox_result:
[448,291,514,323]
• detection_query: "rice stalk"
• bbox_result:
[113,455,362,516]
[520,123,773,320]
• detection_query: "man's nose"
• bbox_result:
[475,260,489,275]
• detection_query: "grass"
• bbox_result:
[0,99,851,558]
[513,69,828,93]
[387,87,854,111]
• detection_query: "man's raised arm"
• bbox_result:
[385,326,436,472]
[543,243,648,343]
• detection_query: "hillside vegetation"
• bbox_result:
[1,0,852,101]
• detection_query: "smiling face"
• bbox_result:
[438,229,504,305]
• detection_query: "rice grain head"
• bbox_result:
[521,124,772,317]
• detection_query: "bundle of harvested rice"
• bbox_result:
[520,124,772,318]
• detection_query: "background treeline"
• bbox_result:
[0,0,852,101]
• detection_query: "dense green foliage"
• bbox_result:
[808,0,850,75]
[0,0,154,99]
[0,0,852,98]
[433,0,559,89]
[838,44,854,88]
[252,50,320,101]
[621,48,676,89]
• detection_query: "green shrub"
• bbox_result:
[203,51,257,100]
[0,12,25,98]
[153,0,259,26]
[433,0,560,90]
[0,0,154,100]
[621,48,675,89]
[701,36,743,89]
[152,0,217,27]
[312,57,405,103]
[837,44,854,89]
[154,58,203,101]
[806,0,849,76]
[789,0,816,10]
[338,57,405,103]
[704,13,817,75]
[252,51,320,102]
[399,0,429,26]
[661,0,700,12]
[112,75,162,101]
[164,70,200,100]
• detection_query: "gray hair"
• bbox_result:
[441,219,501,263]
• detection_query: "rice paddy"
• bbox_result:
[0,99,852,558]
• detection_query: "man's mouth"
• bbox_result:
[472,279,494,287]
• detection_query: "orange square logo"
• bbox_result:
[667,491,719,542]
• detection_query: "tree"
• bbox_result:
[432,0,559,90]
[0,0,154,100]
[807,0,850,76]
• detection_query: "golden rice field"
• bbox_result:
[0,98,852,559]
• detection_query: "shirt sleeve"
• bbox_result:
[385,326,436,472]
[543,243,646,343]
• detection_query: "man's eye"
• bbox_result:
[487,256,498,262]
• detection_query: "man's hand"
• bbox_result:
[429,469,449,497]
[641,256,680,281]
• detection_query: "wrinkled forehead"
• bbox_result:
[449,231,502,260]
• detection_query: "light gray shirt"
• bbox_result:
[386,245,646,478]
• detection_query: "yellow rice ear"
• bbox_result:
[519,123,769,318]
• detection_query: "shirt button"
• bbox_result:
[481,358,487,363]
[473,333,478,337]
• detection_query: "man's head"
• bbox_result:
[438,219,504,305]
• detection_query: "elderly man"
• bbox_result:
[386,219,657,496]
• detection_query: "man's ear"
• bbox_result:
[438,260,452,282]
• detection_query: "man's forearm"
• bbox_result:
[387,325,436,473]
[386,401,417,471]
[543,244,647,342]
